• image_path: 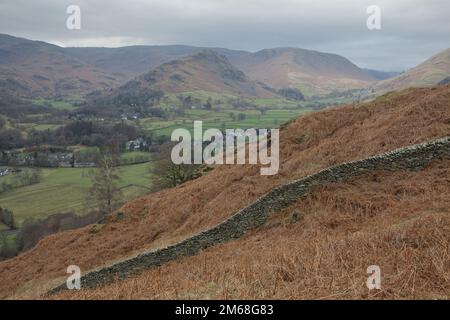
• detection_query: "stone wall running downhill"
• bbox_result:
[48,136,450,294]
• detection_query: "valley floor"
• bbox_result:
[0,85,449,299]
[0,162,153,225]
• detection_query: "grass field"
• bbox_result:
[17,123,63,132]
[1,100,312,226]
[29,97,82,110]
[0,162,153,226]
[140,108,312,136]
[120,151,152,162]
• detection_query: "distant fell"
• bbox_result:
[0,34,123,98]
[107,50,278,103]
[371,48,450,94]
[230,47,377,97]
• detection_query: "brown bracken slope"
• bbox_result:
[1,85,450,299]
[56,157,450,299]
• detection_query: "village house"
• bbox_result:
[0,168,13,177]
[125,138,148,151]
[0,151,34,166]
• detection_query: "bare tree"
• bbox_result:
[86,154,123,213]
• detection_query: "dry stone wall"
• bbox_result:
[49,136,450,294]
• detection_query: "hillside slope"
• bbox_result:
[231,48,377,97]
[0,85,449,299]
[64,45,379,98]
[56,157,450,299]
[65,45,247,79]
[372,48,450,94]
[0,34,123,98]
[107,50,278,101]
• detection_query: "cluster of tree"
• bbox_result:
[203,97,213,110]
[178,95,197,108]
[0,208,16,230]
[0,234,17,261]
[278,88,305,101]
[0,209,106,261]
[0,127,25,150]
[150,144,203,191]
[311,88,363,101]
[17,210,105,252]
[177,95,224,112]
[0,207,17,260]
[0,120,149,151]
[55,121,141,148]
[0,91,67,121]
[229,112,247,121]
[86,84,165,111]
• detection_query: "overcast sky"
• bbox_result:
[0,0,449,71]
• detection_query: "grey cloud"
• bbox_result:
[0,0,449,70]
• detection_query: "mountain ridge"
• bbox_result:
[230,47,377,97]
[0,34,124,98]
[101,49,279,101]
[1,33,394,100]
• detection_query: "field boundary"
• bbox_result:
[48,136,450,294]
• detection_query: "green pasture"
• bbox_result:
[0,162,153,226]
